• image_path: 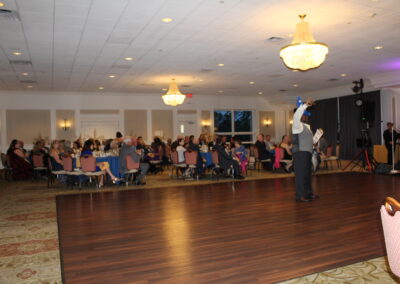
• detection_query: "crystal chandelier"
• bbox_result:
[280,15,328,71]
[162,79,186,106]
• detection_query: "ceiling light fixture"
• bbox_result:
[218,63,224,67]
[258,92,263,95]
[22,72,28,76]
[124,57,133,61]
[293,84,299,87]
[162,18,173,23]
[249,81,255,84]
[162,79,185,106]
[374,46,383,50]
[280,15,328,71]
[98,86,104,90]
[108,75,116,78]
[0,2,4,7]
[218,90,224,93]
[12,51,22,55]
[341,73,347,77]
[27,85,33,88]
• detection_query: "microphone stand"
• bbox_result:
[390,128,399,174]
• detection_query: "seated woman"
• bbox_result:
[176,138,186,163]
[72,140,82,155]
[30,139,49,167]
[49,140,64,171]
[233,139,248,174]
[81,140,120,187]
[279,135,293,172]
[214,137,244,179]
[7,139,33,180]
[279,135,293,160]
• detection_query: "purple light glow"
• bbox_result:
[377,58,400,71]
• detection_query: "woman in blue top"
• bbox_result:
[81,140,120,186]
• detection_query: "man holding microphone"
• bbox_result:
[292,98,322,202]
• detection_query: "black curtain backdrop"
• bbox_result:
[309,98,338,155]
[339,90,381,159]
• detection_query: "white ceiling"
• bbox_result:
[0,0,399,101]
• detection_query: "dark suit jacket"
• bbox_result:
[214,144,235,169]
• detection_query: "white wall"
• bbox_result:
[381,87,400,138]
[0,91,290,152]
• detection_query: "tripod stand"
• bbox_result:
[343,130,377,172]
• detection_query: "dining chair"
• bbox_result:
[170,150,186,179]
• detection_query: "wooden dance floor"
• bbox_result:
[56,173,398,284]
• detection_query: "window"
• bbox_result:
[214,110,254,142]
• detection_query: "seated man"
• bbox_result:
[119,137,149,185]
[254,134,272,170]
[214,137,244,179]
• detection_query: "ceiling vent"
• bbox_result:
[279,89,288,92]
[181,84,191,88]
[327,78,339,82]
[0,9,21,21]
[200,69,214,73]
[266,36,285,43]
[20,80,36,84]
[9,60,32,65]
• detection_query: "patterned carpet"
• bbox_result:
[0,168,398,283]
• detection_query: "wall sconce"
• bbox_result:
[60,119,71,131]
[289,119,293,125]
[201,120,211,127]
[263,119,272,127]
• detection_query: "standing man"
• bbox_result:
[383,122,398,166]
[292,99,318,202]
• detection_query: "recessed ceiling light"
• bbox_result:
[0,2,5,7]
[162,88,167,91]
[12,51,22,55]
[98,86,104,90]
[340,73,347,77]
[27,85,33,88]
[293,84,299,87]
[22,72,28,76]
[218,90,224,93]
[258,92,263,95]
[198,79,204,82]
[249,81,255,84]
[374,46,383,50]
[218,63,224,67]
[108,75,116,78]
[162,18,173,23]
[124,57,134,61]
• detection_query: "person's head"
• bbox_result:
[184,136,190,143]
[110,140,119,150]
[167,138,172,145]
[137,136,144,145]
[387,122,394,130]
[34,140,44,150]
[154,137,162,144]
[123,137,132,146]
[9,139,18,150]
[282,135,290,144]
[234,139,242,148]
[189,135,194,144]
[216,136,223,145]
[294,108,309,123]
[178,138,184,146]
[257,134,264,142]
[193,137,199,145]
[265,135,271,141]
[131,137,138,147]
[72,141,81,149]
[94,140,101,150]
[83,140,94,151]
[51,140,60,151]
[116,131,123,138]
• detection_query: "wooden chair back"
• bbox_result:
[126,156,140,170]
[32,154,44,168]
[62,156,73,172]
[80,155,96,172]
[185,151,197,166]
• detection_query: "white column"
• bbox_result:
[172,109,178,139]
[75,109,81,139]
[147,110,152,143]
[50,109,56,140]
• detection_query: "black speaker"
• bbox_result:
[362,101,375,124]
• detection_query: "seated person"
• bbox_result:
[279,135,293,160]
[265,134,275,151]
[81,140,120,187]
[30,139,49,167]
[119,137,149,185]
[176,138,186,163]
[254,134,272,170]
[233,139,248,174]
[214,136,244,179]
[7,139,33,180]
[50,140,64,171]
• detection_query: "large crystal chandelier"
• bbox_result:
[162,79,186,106]
[280,15,328,71]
